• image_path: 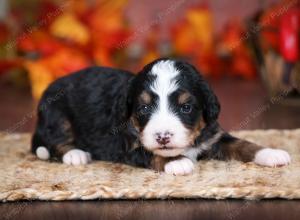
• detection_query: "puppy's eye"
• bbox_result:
[180,104,192,114]
[138,104,151,115]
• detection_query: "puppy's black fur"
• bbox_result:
[32,58,290,171]
[32,66,152,167]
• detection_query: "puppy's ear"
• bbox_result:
[176,60,220,124]
[198,79,220,124]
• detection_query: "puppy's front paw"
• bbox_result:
[62,149,92,166]
[254,148,291,167]
[164,157,194,175]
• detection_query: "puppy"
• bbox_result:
[32,58,291,175]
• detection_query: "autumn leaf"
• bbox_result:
[50,13,90,45]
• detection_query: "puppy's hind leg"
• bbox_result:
[211,133,291,167]
[32,106,91,165]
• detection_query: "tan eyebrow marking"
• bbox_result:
[139,91,151,104]
[178,92,191,104]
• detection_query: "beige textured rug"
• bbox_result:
[1,129,300,201]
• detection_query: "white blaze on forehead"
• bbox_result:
[141,60,190,155]
[150,60,180,96]
[150,60,179,117]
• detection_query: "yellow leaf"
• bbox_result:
[24,61,54,100]
[186,8,214,52]
[50,13,90,45]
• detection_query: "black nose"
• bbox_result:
[156,137,170,145]
[155,132,173,145]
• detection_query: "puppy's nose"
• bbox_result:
[155,132,173,145]
[157,137,170,145]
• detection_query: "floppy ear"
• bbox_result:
[176,60,220,124]
[198,79,220,124]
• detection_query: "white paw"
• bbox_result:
[62,149,92,166]
[254,148,291,167]
[36,146,50,160]
[164,157,194,175]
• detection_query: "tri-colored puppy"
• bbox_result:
[32,58,291,175]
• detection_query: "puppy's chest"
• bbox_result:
[182,131,224,161]
[182,143,211,162]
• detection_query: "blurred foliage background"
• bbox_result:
[0,0,299,99]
